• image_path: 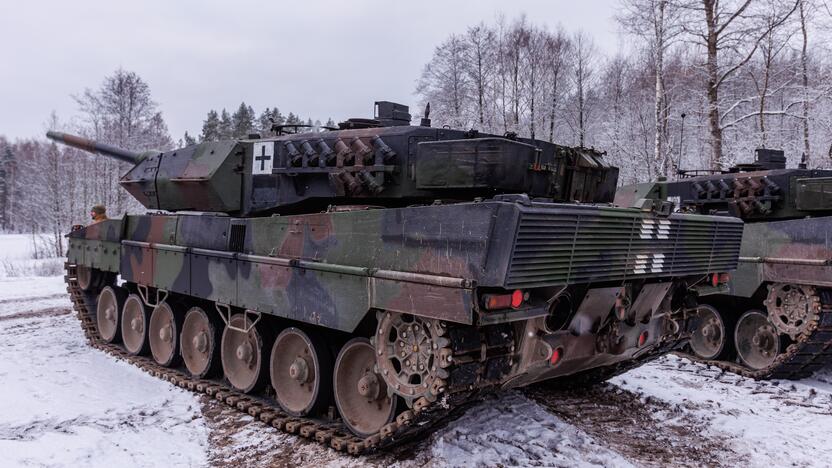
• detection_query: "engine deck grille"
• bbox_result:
[505,205,743,288]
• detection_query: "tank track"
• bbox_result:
[63,262,518,455]
[680,289,832,380]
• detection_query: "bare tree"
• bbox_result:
[523,29,548,139]
[619,0,683,177]
[464,23,497,128]
[571,32,597,147]
[679,0,799,169]
[414,11,832,177]
[799,0,813,162]
[545,28,571,143]
[74,69,172,215]
[505,17,530,132]
[416,35,471,129]
[748,4,797,148]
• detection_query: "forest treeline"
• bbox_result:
[0,70,326,254]
[416,0,832,184]
[2,0,831,255]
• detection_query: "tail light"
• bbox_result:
[711,272,731,286]
[550,347,564,366]
[484,289,525,310]
[638,330,649,347]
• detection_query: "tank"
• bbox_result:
[50,101,742,454]
[615,149,832,379]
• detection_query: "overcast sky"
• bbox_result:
[0,0,623,143]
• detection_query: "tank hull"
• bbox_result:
[64,198,741,451]
[617,163,832,379]
[694,216,832,379]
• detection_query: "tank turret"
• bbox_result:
[48,102,618,216]
[615,148,832,221]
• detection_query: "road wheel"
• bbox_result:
[149,302,182,367]
[97,286,126,343]
[689,304,728,360]
[121,294,150,355]
[735,310,780,370]
[180,306,221,378]
[333,337,397,437]
[221,314,268,393]
[270,327,333,416]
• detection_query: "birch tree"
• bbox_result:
[618,0,682,177]
[680,0,799,169]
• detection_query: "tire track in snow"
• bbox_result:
[525,382,744,467]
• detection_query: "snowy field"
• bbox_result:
[1,233,831,467]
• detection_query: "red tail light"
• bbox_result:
[510,289,524,308]
[550,347,564,366]
[484,290,525,310]
[638,330,649,347]
[710,272,730,287]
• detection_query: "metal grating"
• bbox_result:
[505,205,744,288]
[229,224,246,253]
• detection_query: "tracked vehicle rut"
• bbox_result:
[50,101,742,454]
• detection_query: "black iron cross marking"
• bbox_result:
[255,145,271,171]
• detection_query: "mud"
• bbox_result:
[525,382,744,467]
[0,307,70,322]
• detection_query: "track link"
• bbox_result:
[680,289,832,380]
[64,263,507,455]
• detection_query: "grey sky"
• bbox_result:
[0,0,622,143]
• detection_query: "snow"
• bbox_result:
[427,393,633,467]
[0,233,65,279]
[0,280,208,467]
[611,355,832,467]
[0,234,35,260]
[1,233,832,467]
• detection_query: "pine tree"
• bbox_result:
[200,110,221,141]
[325,118,336,128]
[232,102,256,138]
[285,112,300,126]
[273,108,285,126]
[257,107,272,135]
[218,109,232,139]
[183,131,197,146]
[257,107,286,135]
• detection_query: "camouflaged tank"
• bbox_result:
[49,101,742,454]
[616,149,832,380]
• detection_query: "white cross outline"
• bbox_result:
[252,142,274,175]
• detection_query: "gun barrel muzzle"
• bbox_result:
[46,131,142,165]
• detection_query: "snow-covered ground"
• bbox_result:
[1,233,832,467]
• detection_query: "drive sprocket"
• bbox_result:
[763,283,820,339]
[373,311,451,406]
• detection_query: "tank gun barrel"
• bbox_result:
[46,131,143,165]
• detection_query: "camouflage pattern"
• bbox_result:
[66,200,742,334]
